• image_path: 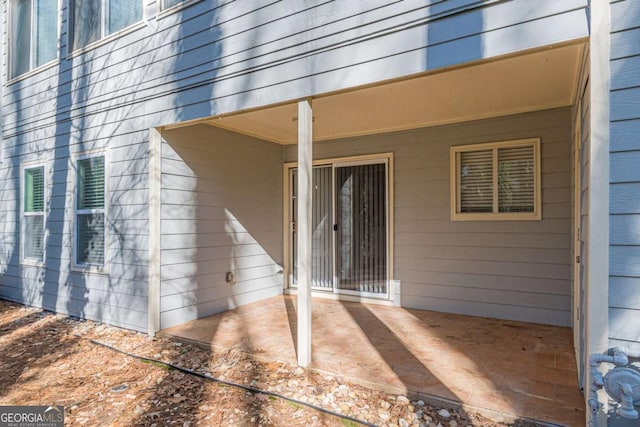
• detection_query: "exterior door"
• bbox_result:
[289,159,389,298]
[335,163,387,295]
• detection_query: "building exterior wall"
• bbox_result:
[285,108,573,326]
[158,125,283,329]
[609,0,640,354]
[0,0,590,332]
[1,0,590,134]
[0,125,151,331]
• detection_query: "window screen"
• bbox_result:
[10,0,58,79]
[23,166,45,261]
[161,0,184,10]
[72,0,142,50]
[451,139,540,220]
[459,150,493,213]
[498,145,535,213]
[76,156,106,266]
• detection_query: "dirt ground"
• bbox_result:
[0,300,539,426]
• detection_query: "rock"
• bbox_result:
[449,421,458,427]
[437,409,451,418]
[415,400,425,407]
[399,419,410,427]
[379,410,391,421]
[396,395,410,404]
[380,400,392,410]
[293,367,305,376]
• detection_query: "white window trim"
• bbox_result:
[6,0,61,83]
[67,0,146,57]
[20,160,47,267]
[72,149,109,274]
[450,138,542,221]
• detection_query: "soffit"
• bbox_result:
[205,44,583,144]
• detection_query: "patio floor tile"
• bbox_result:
[162,295,585,426]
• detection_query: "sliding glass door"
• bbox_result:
[289,159,389,297]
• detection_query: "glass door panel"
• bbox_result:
[290,166,333,289]
[335,163,387,294]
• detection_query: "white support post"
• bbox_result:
[297,99,313,367]
[148,128,162,336]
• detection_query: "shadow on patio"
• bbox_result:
[161,295,585,426]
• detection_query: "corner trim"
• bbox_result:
[585,0,610,419]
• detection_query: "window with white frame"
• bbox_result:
[160,0,183,10]
[22,164,46,262]
[75,155,106,268]
[450,139,541,220]
[9,0,58,79]
[71,0,142,51]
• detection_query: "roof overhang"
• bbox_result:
[200,43,585,144]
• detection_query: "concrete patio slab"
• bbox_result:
[161,295,585,426]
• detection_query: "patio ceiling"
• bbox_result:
[205,43,584,144]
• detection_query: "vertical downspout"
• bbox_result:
[586,0,611,424]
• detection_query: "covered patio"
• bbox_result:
[161,295,584,426]
[153,42,587,426]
